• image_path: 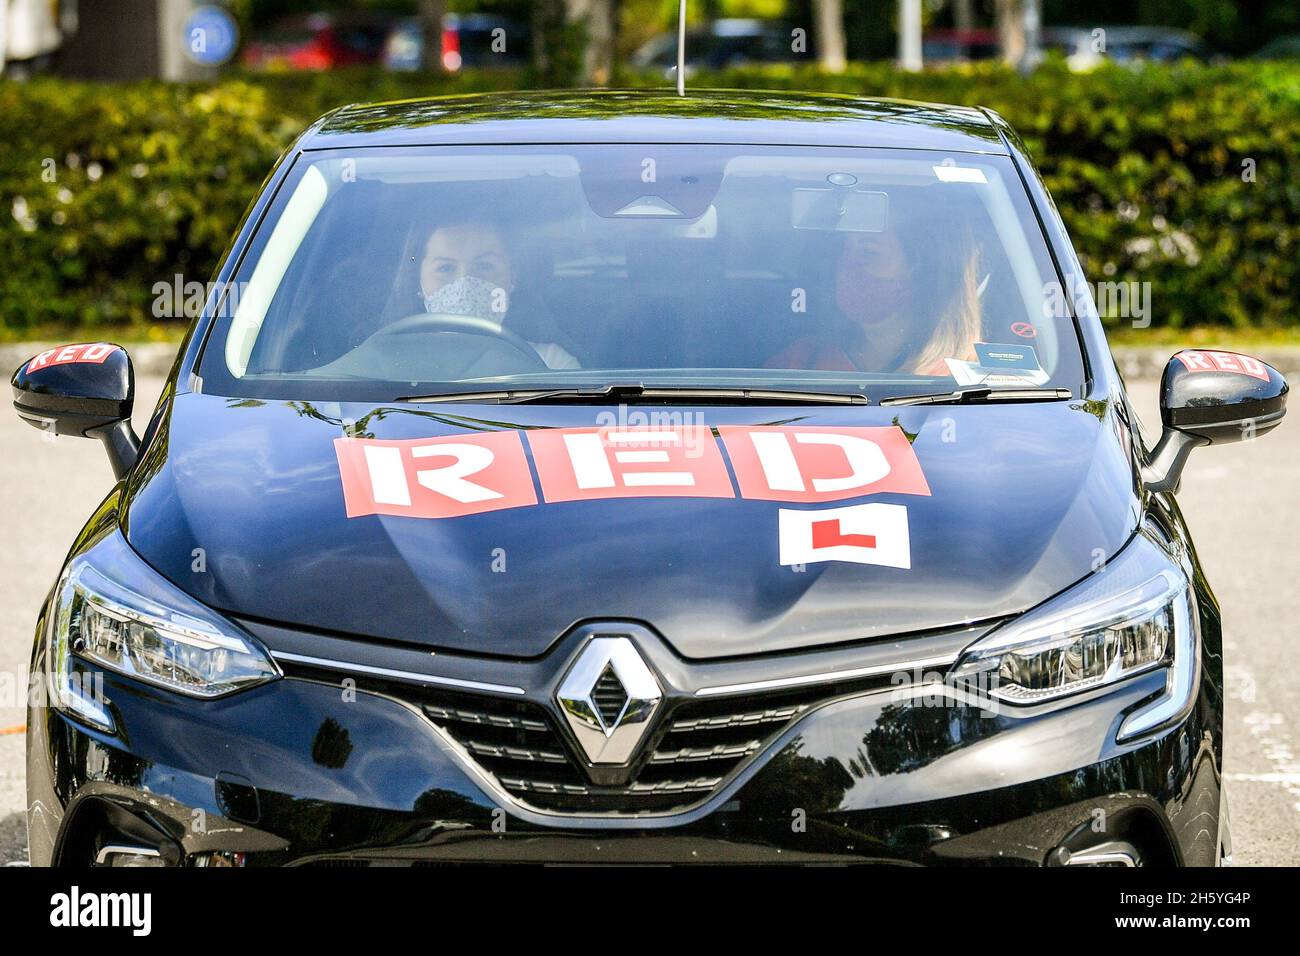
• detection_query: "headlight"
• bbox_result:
[949,529,1197,741]
[50,531,279,720]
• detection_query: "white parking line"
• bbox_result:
[1225,773,1300,784]
[1237,711,1300,813]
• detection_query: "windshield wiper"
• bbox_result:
[400,383,870,405]
[878,386,1072,407]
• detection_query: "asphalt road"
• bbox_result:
[0,375,1295,866]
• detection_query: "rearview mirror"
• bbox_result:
[10,343,140,479]
[1143,349,1288,493]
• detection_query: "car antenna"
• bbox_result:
[676,0,687,96]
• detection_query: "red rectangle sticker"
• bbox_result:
[719,425,930,503]
[334,432,538,519]
[528,425,735,503]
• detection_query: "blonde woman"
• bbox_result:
[767,222,984,376]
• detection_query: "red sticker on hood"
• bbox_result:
[335,425,932,520]
[334,432,538,519]
[719,425,931,503]
[528,425,734,503]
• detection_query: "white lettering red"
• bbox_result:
[334,432,537,519]
[25,343,119,373]
[1175,350,1270,382]
[720,425,930,503]
[528,425,734,503]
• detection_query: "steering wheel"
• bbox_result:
[369,312,547,371]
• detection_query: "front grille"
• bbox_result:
[418,682,874,815]
[276,654,888,816]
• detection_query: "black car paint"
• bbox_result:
[23,91,1233,866]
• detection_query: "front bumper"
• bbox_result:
[27,645,1224,866]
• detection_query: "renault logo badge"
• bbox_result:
[556,637,662,764]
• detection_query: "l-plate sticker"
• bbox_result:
[779,503,911,568]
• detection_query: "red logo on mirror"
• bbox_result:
[1175,350,1270,382]
[26,343,118,373]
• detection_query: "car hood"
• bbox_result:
[122,392,1141,660]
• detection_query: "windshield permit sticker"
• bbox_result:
[974,342,1041,372]
[779,503,911,569]
[1175,350,1271,381]
[528,426,734,503]
[25,343,119,373]
[334,432,538,519]
[720,425,930,504]
[945,357,1050,388]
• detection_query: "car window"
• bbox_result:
[200,144,1084,402]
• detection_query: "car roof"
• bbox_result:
[304,89,1008,153]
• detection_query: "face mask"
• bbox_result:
[423,275,509,322]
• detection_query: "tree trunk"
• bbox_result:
[567,0,618,86]
[995,0,1025,67]
[812,0,847,73]
[898,0,922,72]
[953,0,975,33]
[418,0,446,72]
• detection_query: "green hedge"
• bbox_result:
[1,62,1298,338]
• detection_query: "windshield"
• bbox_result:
[199,144,1084,402]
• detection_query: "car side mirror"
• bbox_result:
[10,343,140,479]
[1143,349,1288,493]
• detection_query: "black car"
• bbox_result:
[632,19,807,76]
[13,90,1288,867]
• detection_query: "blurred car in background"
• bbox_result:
[1252,35,1300,60]
[921,28,1000,64]
[632,18,805,76]
[1044,26,1220,70]
[385,12,528,72]
[242,12,393,71]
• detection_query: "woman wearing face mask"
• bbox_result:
[418,218,580,370]
[766,221,983,375]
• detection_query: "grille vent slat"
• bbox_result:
[670,704,808,733]
[462,740,569,764]
[424,703,550,733]
[650,740,763,764]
